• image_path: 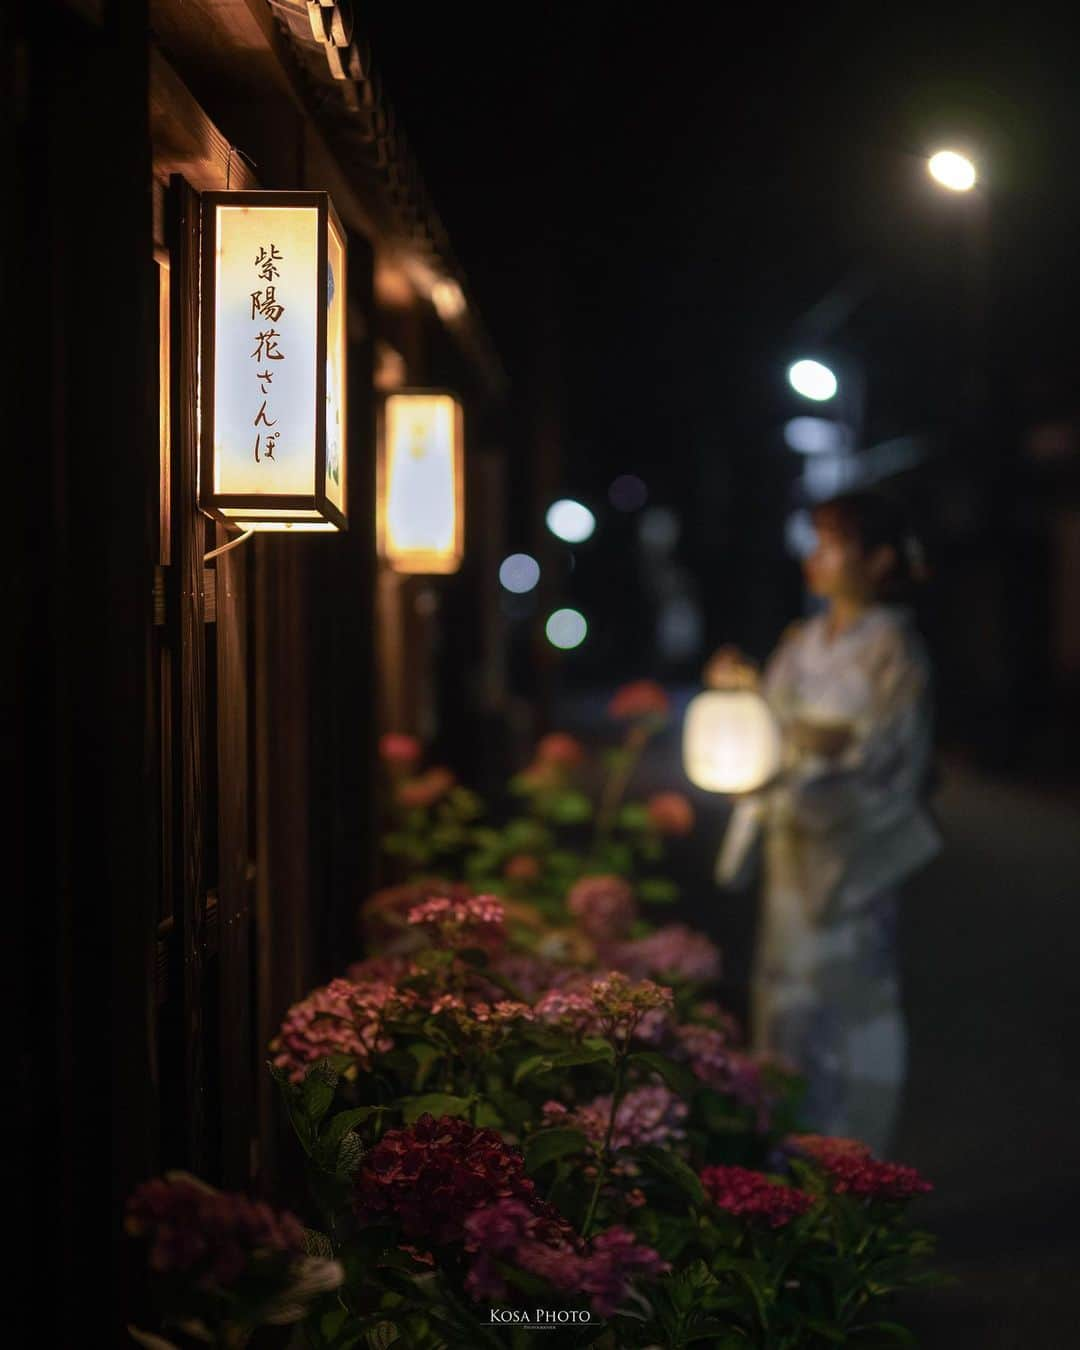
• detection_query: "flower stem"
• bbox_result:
[582,1054,626,1239]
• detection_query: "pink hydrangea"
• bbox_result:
[675,1026,773,1128]
[605,924,721,983]
[270,978,412,1082]
[567,875,637,943]
[701,1166,815,1229]
[534,972,674,1047]
[542,1085,688,1151]
[645,792,695,836]
[407,894,506,952]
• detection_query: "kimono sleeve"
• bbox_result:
[787,622,934,835]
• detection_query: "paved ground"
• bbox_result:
[560,687,1080,1346]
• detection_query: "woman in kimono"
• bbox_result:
[706,492,940,1156]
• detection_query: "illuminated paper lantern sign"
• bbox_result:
[378,392,464,573]
[200,191,347,531]
[682,689,783,794]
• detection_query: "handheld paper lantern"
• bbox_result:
[682,689,783,794]
[200,190,347,531]
[378,391,464,573]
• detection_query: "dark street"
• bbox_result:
[605,690,1080,1347]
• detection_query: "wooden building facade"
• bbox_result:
[8,1,512,1339]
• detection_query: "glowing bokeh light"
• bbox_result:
[787,359,838,402]
[783,416,853,455]
[609,474,648,511]
[498,552,541,593]
[546,499,596,543]
[545,608,588,649]
[928,150,977,192]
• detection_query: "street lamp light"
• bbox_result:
[787,358,838,402]
[928,150,977,192]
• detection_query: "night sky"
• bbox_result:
[365,8,1080,681]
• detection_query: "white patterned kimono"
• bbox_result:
[730,605,941,1155]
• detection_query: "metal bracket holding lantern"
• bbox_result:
[377,390,465,574]
[682,688,784,795]
[200,190,348,532]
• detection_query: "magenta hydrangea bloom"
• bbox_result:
[542,1084,688,1151]
[605,923,721,983]
[464,1199,667,1317]
[125,1174,306,1284]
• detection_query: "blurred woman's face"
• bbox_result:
[803,518,869,599]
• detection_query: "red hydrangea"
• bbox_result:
[535,732,585,767]
[608,680,670,721]
[353,1114,563,1246]
[378,733,422,766]
[567,875,637,943]
[819,1154,933,1201]
[701,1165,815,1228]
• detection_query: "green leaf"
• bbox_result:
[398,1093,473,1124]
[635,1145,705,1206]
[638,878,680,904]
[302,1064,340,1124]
[322,1106,379,1155]
[513,1053,554,1085]
[628,1051,700,1099]
[546,791,593,824]
[618,803,650,830]
[524,1128,590,1173]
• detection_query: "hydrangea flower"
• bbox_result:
[608,680,670,721]
[542,1084,688,1151]
[269,978,416,1082]
[407,894,506,952]
[605,924,721,983]
[535,972,674,1047]
[535,732,585,767]
[701,1165,815,1228]
[645,792,695,835]
[353,1114,564,1246]
[567,875,637,943]
[463,1199,667,1317]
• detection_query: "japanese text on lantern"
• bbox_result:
[211,205,319,499]
[250,242,284,464]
